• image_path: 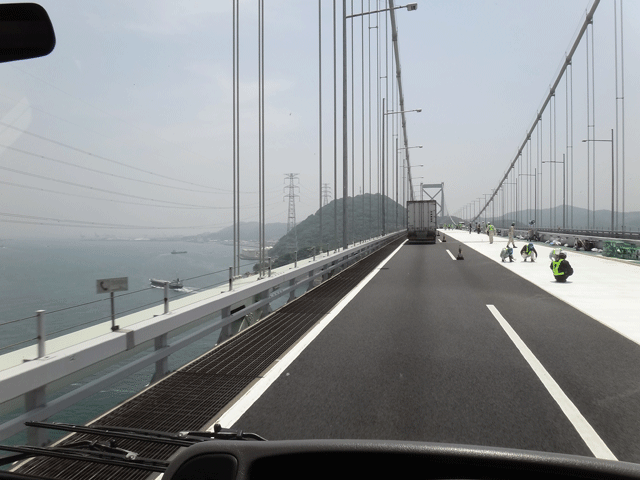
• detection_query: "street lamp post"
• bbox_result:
[503,182,516,226]
[399,146,422,216]
[582,129,615,232]
[483,194,489,225]
[541,157,565,229]
[343,2,418,246]
[382,102,421,235]
[519,169,538,229]
[401,159,423,226]
[411,178,424,200]
[490,189,495,225]
[346,2,417,19]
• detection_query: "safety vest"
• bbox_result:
[488,225,495,231]
[525,245,531,254]
[552,260,564,276]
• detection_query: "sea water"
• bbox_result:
[0,238,253,444]
[0,238,250,352]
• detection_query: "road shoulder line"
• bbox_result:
[486,304,616,461]
[212,240,407,429]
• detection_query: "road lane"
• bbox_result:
[230,240,640,461]
[487,304,615,460]
[447,232,640,462]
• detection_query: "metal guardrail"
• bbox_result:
[533,228,640,241]
[0,233,403,444]
[494,227,640,252]
[0,262,259,357]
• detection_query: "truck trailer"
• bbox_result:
[407,200,437,243]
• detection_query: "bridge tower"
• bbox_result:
[419,182,446,219]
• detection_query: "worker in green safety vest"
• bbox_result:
[520,243,538,262]
[550,251,573,282]
[486,223,495,244]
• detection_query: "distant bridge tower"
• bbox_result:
[419,182,446,219]
[284,173,300,233]
[322,183,332,206]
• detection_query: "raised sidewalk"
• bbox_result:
[439,228,640,346]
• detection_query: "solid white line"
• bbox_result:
[486,304,616,460]
[445,249,456,260]
[211,240,408,430]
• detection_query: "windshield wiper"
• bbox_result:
[24,421,267,445]
[0,441,168,472]
[0,422,266,478]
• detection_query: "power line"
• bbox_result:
[0,180,225,210]
[0,212,229,230]
[9,65,214,166]
[0,164,225,208]
[0,180,278,211]
[0,121,229,193]
[1,144,221,194]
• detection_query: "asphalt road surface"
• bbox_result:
[232,239,640,462]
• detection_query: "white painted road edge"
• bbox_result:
[445,249,456,260]
[211,240,408,430]
[486,304,616,461]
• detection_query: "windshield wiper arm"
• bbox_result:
[25,422,195,448]
[198,423,267,442]
[0,422,266,475]
[25,421,267,445]
[0,443,168,472]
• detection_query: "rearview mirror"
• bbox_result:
[0,3,55,63]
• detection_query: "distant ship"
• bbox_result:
[171,250,187,254]
[150,277,183,289]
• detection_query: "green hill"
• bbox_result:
[270,193,405,268]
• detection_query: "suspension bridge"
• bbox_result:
[1,1,640,478]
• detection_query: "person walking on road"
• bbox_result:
[486,223,495,244]
[550,251,573,282]
[520,243,537,262]
[507,222,516,248]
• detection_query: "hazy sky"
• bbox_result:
[0,0,637,238]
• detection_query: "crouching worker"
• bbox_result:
[550,251,573,282]
[549,248,563,261]
[500,246,514,263]
[521,243,537,262]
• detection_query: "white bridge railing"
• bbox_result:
[0,233,402,445]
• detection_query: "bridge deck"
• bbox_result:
[232,230,640,462]
[14,237,404,480]
[14,231,640,478]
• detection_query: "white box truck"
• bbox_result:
[407,200,437,243]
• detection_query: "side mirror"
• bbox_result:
[0,3,55,63]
